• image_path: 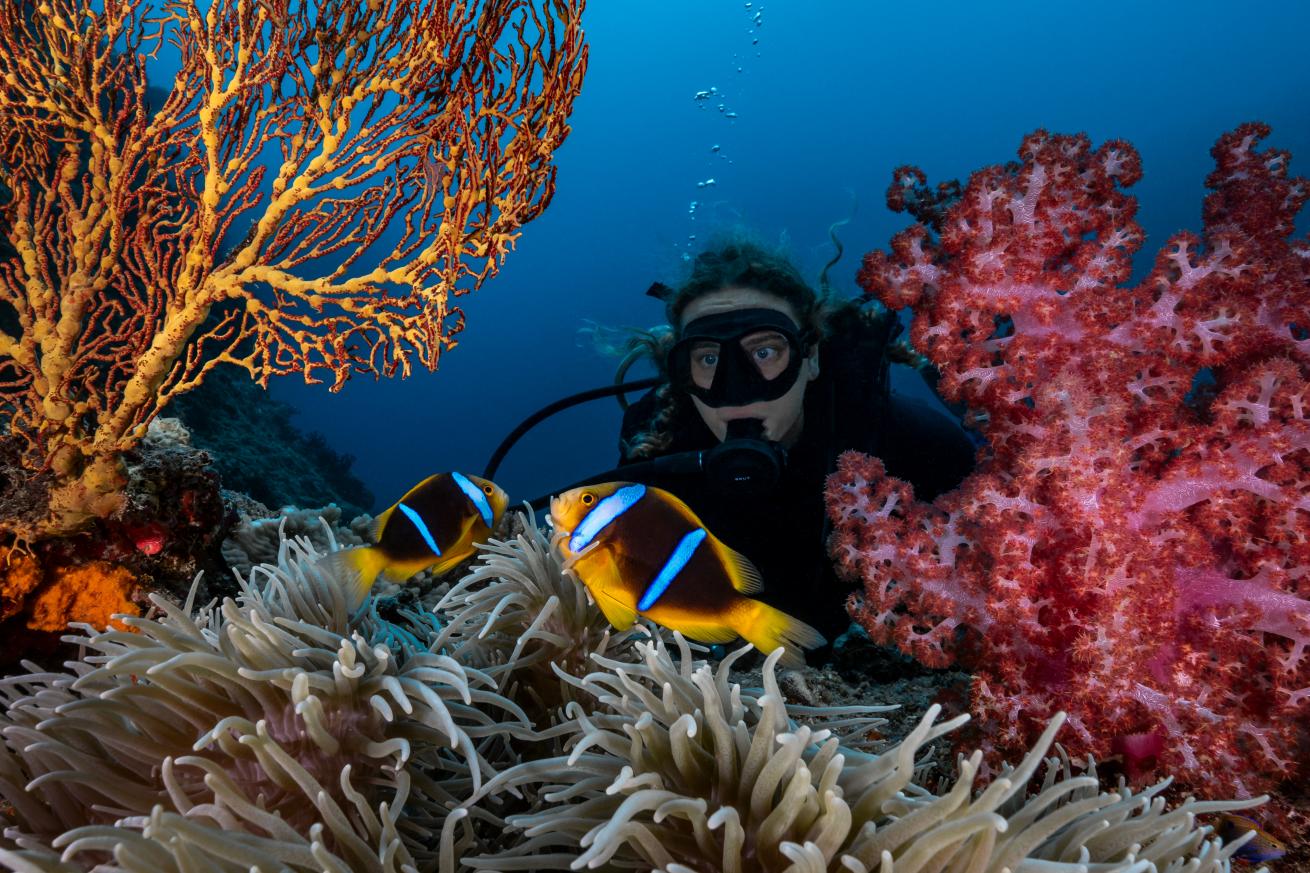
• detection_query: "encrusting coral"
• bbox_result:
[0,512,1274,872]
[0,554,43,623]
[0,552,139,635]
[221,505,369,578]
[1,417,228,664]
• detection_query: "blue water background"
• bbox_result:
[267,0,1310,512]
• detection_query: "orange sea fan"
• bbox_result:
[0,0,588,541]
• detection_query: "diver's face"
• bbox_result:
[679,287,818,446]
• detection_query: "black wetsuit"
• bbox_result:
[617,309,977,655]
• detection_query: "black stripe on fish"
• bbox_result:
[378,474,476,561]
[606,495,734,614]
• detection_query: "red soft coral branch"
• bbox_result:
[830,124,1310,797]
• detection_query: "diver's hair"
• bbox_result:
[621,234,874,461]
[609,325,685,459]
[663,236,824,340]
[621,381,689,459]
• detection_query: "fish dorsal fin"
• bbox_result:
[369,506,393,544]
[723,543,764,595]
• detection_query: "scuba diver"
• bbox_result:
[615,239,976,652]
[486,236,977,661]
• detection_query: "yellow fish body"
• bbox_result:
[549,482,824,667]
[328,472,509,605]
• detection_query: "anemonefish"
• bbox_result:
[326,472,509,605]
[549,482,825,667]
[1215,813,1287,864]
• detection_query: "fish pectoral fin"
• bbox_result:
[426,515,484,577]
[454,512,479,547]
[667,620,739,645]
[427,547,473,578]
[595,589,638,631]
[720,543,764,595]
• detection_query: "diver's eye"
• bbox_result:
[742,331,791,379]
[581,493,595,505]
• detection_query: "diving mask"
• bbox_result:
[668,308,810,408]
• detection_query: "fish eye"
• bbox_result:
[581,492,595,505]
[482,484,494,494]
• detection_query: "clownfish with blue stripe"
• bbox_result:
[549,481,825,667]
[326,472,509,606]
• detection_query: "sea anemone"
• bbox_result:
[0,527,527,872]
[432,508,646,726]
[467,635,1266,872]
[0,516,1271,872]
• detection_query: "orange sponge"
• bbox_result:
[27,561,139,633]
[1,553,43,623]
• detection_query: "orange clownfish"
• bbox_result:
[326,472,509,605]
[549,482,824,667]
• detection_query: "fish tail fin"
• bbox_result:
[321,546,389,607]
[735,600,826,669]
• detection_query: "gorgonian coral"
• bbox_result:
[0,0,587,542]
[467,635,1264,872]
[0,528,527,872]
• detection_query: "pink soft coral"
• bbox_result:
[828,124,1310,797]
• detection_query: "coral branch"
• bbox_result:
[0,0,586,539]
